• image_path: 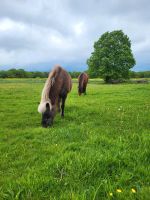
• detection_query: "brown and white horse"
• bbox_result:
[38,65,72,127]
[78,72,88,95]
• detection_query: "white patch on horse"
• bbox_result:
[38,101,51,113]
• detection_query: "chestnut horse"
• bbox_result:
[38,65,72,127]
[78,72,88,95]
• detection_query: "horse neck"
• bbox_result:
[41,75,52,101]
[79,76,84,88]
[40,84,58,111]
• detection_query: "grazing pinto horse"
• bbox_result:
[38,65,72,127]
[78,72,88,95]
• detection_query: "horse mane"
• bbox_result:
[38,65,61,113]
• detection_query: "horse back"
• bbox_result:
[49,66,72,104]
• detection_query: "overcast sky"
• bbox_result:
[0,0,150,72]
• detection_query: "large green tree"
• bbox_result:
[87,30,136,82]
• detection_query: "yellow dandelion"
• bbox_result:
[131,188,136,193]
[116,189,122,193]
[109,192,113,196]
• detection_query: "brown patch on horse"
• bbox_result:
[78,72,88,95]
[38,65,72,127]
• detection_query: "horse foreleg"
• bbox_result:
[57,97,61,112]
[83,85,87,95]
[61,94,67,117]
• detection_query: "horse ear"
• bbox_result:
[46,103,50,110]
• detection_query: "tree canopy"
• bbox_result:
[87,30,136,82]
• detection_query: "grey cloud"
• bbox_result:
[0,0,76,35]
[0,0,150,71]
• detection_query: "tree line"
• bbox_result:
[129,71,150,78]
[0,68,149,79]
[0,68,81,78]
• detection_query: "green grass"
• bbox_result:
[0,79,150,200]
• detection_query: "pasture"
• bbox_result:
[0,79,150,200]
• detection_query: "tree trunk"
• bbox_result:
[105,76,111,83]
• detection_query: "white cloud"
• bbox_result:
[73,21,85,36]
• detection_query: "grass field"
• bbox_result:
[0,79,150,200]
